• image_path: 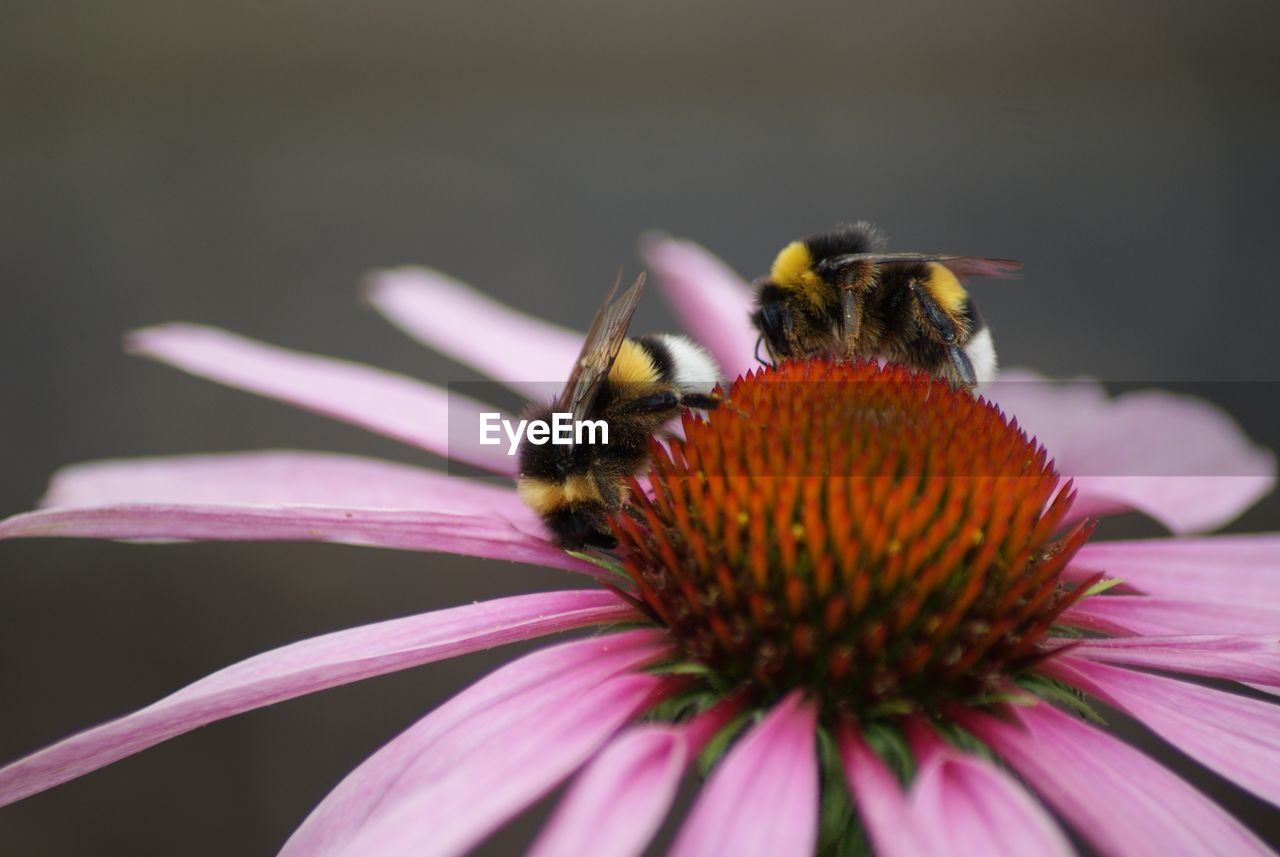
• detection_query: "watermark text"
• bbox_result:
[479,412,608,456]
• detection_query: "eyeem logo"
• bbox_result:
[479,413,609,456]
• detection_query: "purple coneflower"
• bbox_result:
[2,236,1278,856]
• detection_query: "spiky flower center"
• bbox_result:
[613,360,1094,715]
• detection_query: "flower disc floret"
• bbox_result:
[614,359,1096,714]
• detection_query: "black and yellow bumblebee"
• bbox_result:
[750,222,1021,388]
[517,273,722,549]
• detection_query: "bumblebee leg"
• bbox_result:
[549,504,617,550]
[679,392,721,410]
[906,280,976,388]
[601,390,680,422]
[613,390,680,416]
[593,467,626,509]
[581,528,619,550]
[906,280,960,344]
[841,289,861,357]
[946,345,978,388]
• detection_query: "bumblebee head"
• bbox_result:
[750,282,796,364]
[752,241,823,360]
[752,223,890,363]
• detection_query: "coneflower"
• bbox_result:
[1,237,1276,855]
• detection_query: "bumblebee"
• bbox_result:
[750,222,1021,388]
[517,273,722,549]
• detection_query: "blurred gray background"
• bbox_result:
[3,2,1279,854]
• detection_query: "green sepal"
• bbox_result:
[1080,576,1126,598]
[861,721,914,783]
[1018,674,1106,724]
[645,660,713,676]
[863,699,913,720]
[816,727,870,857]
[934,721,996,762]
[565,550,630,581]
[696,710,755,776]
[641,685,722,724]
[964,688,1039,708]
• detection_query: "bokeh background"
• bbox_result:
[3,2,1279,854]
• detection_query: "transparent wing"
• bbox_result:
[559,271,646,424]
[822,253,1023,279]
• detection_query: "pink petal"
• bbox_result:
[126,323,514,474]
[1063,594,1280,636]
[1067,476,1276,536]
[528,700,737,857]
[909,730,1073,857]
[40,450,530,519]
[0,504,590,575]
[284,630,671,856]
[364,267,582,399]
[990,372,1275,534]
[638,234,760,382]
[1047,656,1280,807]
[839,726,929,857]
[959,702,1270,857]
[526,726,688,857]
[1066,534,1280,605]
[0,591,641,808]
[20,450,574,566]
[337,675,665,857]
[985,369,1108,446]
[669,692,819,857]
[1061,634,1280,687]
[288,630,666,854]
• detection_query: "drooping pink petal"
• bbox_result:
[528,698,739,857]
[363,266,582,399]
[838,725,929,857]
[669,692,818,857]
[283,630,671,856]
[983,369,1109,451]
[1046,656,1280,808]
[908,727,1072,857]
[638,234,760,382]
[1066,534,1280,605]
[1067,476,1276,536]
[0,591,641,808]
[990,372,1275,534]
[958,702,1271,857]
[1062,594,1280,636]
[126,323,514,474]
[1061,634,1280,687]
[0,504,591,575]
[39,450,529,518]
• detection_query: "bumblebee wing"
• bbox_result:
[560,271,646,424]
[823,252,1022,278]
[937,257,1023,279]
